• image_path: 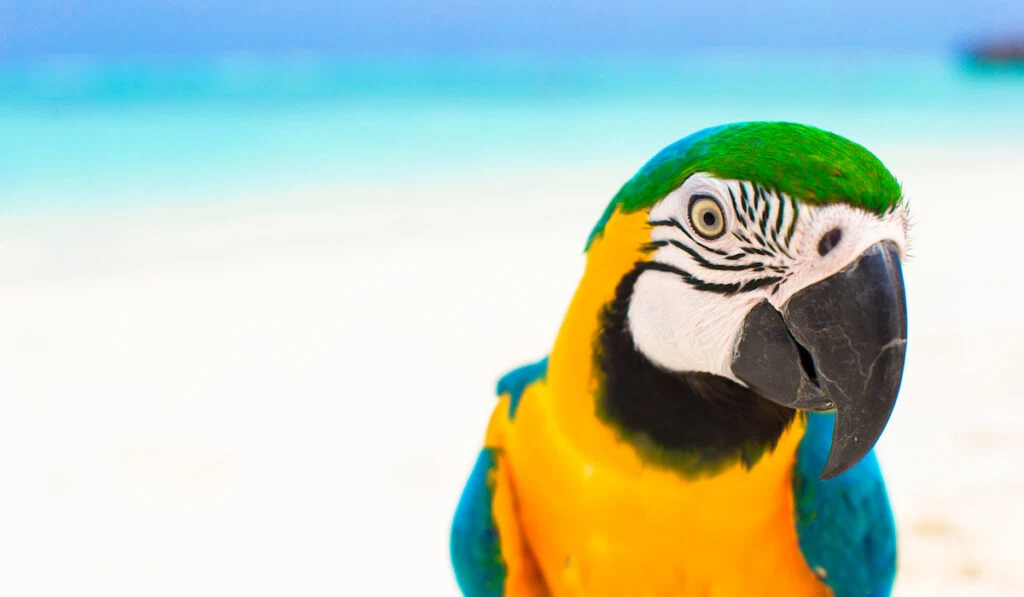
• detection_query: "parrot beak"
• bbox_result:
[730,241,907,479]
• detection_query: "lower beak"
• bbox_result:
[731,241,908,479]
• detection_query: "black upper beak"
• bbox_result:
[731,241,907,479]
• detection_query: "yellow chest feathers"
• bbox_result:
[487,382,827,597]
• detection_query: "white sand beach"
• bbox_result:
[0,144,1021,595]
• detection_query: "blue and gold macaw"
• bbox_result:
[451,122,908,596]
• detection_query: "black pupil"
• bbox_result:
[702,211,717,226]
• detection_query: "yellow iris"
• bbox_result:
[689,196,726,239]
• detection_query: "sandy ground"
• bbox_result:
[0,145,1021,595]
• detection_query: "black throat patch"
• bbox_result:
[595,264,797,475]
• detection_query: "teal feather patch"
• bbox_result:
[451,448,507,597]
[794,412,897,597]
[587,121,902,250]
[496,356,548,420]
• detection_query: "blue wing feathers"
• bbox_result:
[793,412,897,597]
[451,449,507,596]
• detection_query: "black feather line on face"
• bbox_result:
[774,191,787,238]
[638,260,782,296]
[741,246,774,257]
[740,183,757,223]
[640,261,743,294]
[739,275,783,292]
[649,219,730,256]
[786,195,800,247]
[647,239,771,272]
[729,186,748,228]
[733,230,752,243]
[759,186,775,224]
[757,194,771,239]
[768,225,794,259]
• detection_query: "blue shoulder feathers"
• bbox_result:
[793,412,897,597]
[496,356,548,419]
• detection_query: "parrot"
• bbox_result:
[450,121,908,597]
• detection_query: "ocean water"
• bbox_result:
[1,52,1022,210]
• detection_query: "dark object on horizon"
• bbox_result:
[966,38,1024,65]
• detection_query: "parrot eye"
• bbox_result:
[688,195,726,240]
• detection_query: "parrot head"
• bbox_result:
[585,122,908,479]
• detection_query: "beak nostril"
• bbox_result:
[818,228,842,256]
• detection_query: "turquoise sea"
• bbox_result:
[1,52,1023,210]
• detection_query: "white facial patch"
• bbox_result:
[626,173,908,383]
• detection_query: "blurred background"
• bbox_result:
[1,1,1023,595]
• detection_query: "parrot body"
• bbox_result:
[451,122,905,597]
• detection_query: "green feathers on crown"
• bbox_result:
[586,121,903,250]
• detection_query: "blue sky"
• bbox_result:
[1,0,1022,58]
